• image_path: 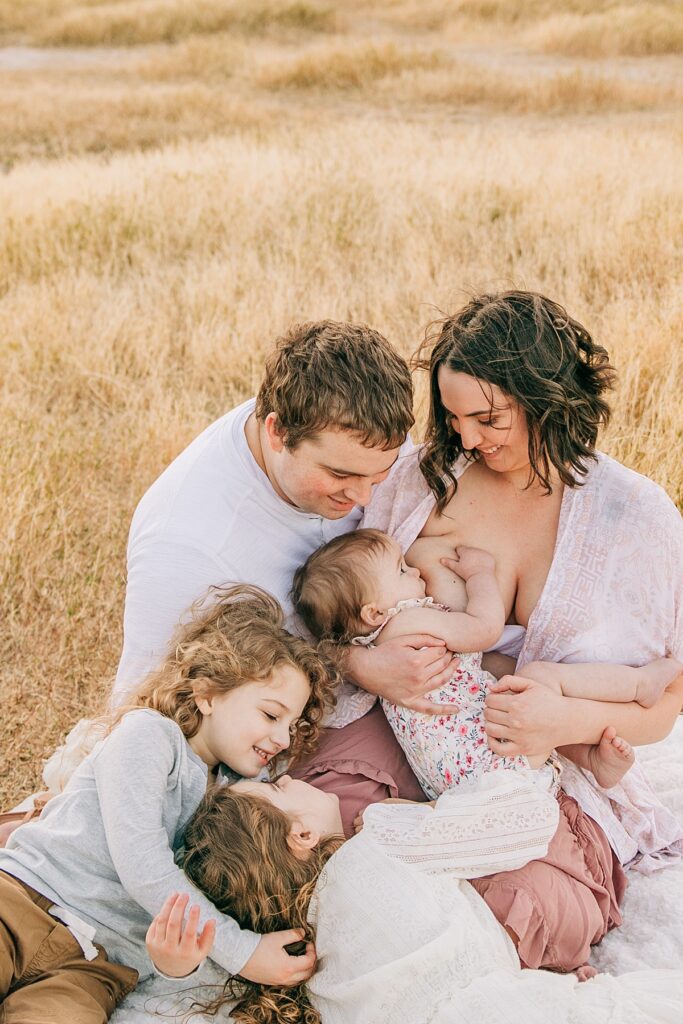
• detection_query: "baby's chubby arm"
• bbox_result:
[381,546,505,653]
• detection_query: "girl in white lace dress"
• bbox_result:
[146,777,683,1024]
[292,528,677,800]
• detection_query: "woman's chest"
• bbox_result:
[420,473,562,626]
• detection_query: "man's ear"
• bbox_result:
[192,678,214,716]
[286,821,320,860]
[360,603,385,628]
[263,412,286,454]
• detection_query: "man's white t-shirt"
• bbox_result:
[114,398,367,704]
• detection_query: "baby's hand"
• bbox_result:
[443,546,495,581]
[146,893,216,978]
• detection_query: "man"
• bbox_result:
[115,320,455,731]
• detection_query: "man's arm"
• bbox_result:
[345,639,459,715]
[114,540,233,704]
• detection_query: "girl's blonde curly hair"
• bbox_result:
[109,584,339,770]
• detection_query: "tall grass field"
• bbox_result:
[1,0,682,806]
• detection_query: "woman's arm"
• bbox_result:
[483,667,683,757]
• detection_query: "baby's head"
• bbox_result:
[292,528,426,643]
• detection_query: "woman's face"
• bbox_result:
[437,367,530,476]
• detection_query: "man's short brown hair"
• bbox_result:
[255,320,414,449]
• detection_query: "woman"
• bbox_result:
[150,777,683,1024]
[354,290,683,972]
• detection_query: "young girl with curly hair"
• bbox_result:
[0,585,337,1023]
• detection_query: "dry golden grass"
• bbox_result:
[0,0,336,44]
[525,5,683,59]
[258,38,442,90]
[1,2,682,806]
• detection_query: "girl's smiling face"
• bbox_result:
[437,367,530,476]
[190,664,311,776]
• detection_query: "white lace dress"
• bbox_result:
[307,772,683,1024]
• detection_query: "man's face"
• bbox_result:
[264,419,401,519]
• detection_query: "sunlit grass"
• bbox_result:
[525,5,683,58]
[0,0,681,806]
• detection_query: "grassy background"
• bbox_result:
[1,0,682,806]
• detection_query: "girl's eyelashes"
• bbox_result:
[263,711,278,722]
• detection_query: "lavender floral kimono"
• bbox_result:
[362,446,683,874]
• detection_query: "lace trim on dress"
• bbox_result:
[349,596,436,647]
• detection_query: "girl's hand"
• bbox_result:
[239,929,316,986]
[146,893,216,978]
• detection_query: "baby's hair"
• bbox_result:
[292,529,393,644]
[182,785,342,1024]
[111,584,339,769]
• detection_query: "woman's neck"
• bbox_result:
[487,460,562,498]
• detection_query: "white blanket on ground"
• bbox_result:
[112,719,683,1023]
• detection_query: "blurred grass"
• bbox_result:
[0,0,336,44]
[0,0,681,806]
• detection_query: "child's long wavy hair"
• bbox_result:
[182,785,343,1024]
[108,584,339,770]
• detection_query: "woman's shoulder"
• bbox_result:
[589,453,680,519]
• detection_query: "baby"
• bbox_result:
[293,529,678,799]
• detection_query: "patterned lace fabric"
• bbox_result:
[350,596,437,647]
[307,773,683,1024]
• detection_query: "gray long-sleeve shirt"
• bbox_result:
[0,709,259,979]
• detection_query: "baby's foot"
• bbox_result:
[635,658,683,708]
[575,964,599,983]
[587,727,635,789]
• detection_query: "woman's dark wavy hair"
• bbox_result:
[414,291,616,510]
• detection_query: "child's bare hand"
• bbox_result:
[441,545,495,581]
[146,893,216,978]
[239,929,316,986]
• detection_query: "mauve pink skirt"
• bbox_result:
[292,705,626,974]
[471,789,627,972]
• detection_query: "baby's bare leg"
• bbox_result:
[521,659,679,708]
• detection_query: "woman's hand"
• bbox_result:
[346,636,459,714]
[146,893,216,978]
[239,928,317,986]
[484,674,569,756]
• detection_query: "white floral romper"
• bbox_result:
[352,597,529,800]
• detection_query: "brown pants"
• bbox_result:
[0,871,138,1024]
